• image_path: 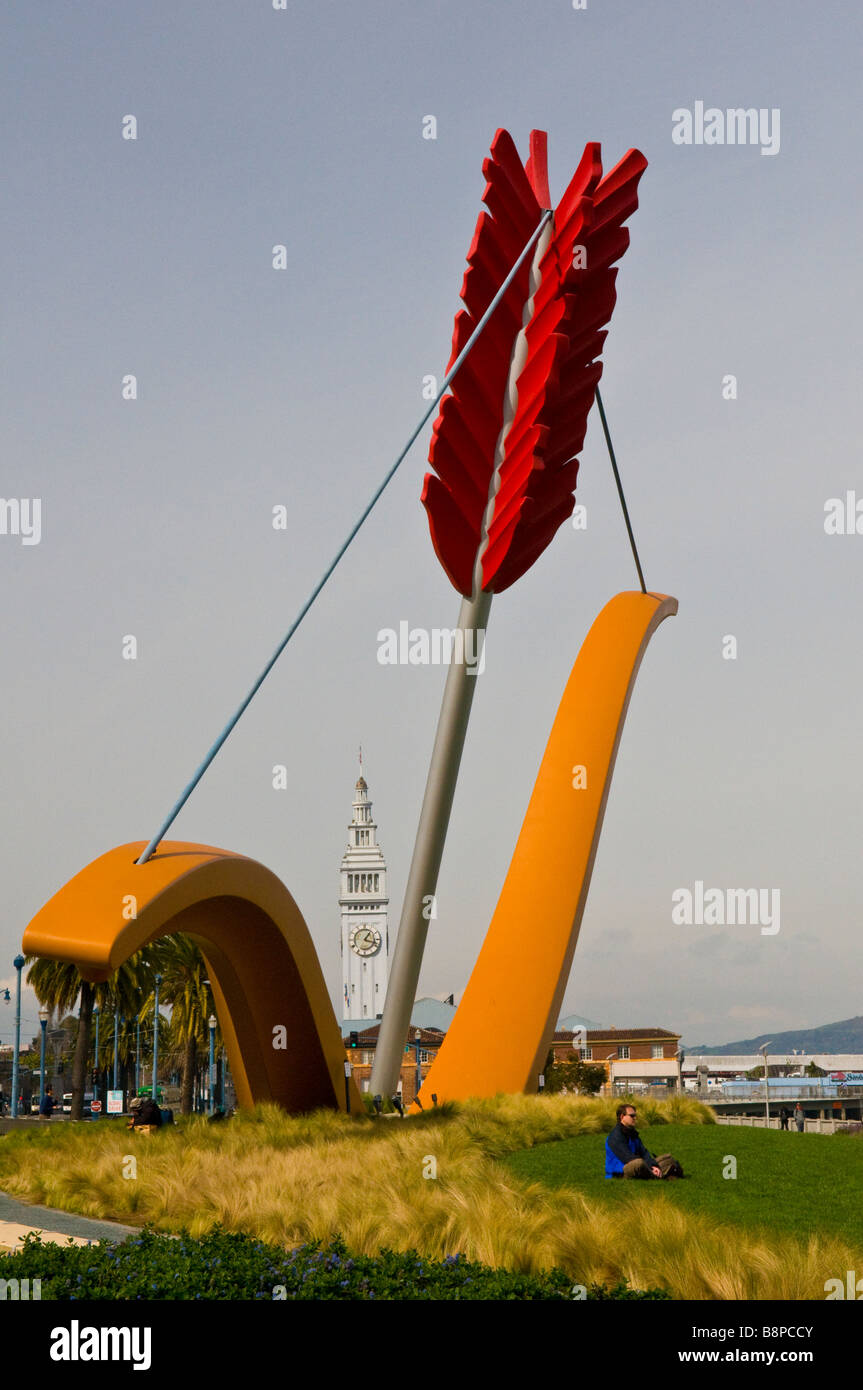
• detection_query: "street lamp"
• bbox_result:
[676,1047,685,1096]
[113,1008,120,1091]
[93,1004,100,1117]
[152,975,162,1103]
[606,1052,616,1097]
[38,1007,49,1109]
[414,1029,423,1101]
[758,1042,772,1128]
[208,1015,217,1115]
[11,955,25,1118]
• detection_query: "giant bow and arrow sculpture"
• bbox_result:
[21,127,667,1118]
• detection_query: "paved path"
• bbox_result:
[0,1189,137,1254]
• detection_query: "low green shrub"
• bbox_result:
[6,1228,670,1301]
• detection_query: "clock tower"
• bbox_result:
[340,759,389,1020]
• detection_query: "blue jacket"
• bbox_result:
[605,1121,654,1178]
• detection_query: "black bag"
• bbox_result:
[655,1153,684,1179]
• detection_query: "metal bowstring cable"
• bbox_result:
[137,208,555,865]
[594,384,647,594]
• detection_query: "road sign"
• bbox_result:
[106,1090,123,1115]
[90,1099,102,1114]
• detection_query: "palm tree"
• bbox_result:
[26,953,156,1119]
[25,958,92,1120]
[143,935,219,1114]
[26,937,220,1117]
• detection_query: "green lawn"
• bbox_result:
[503,1125,863,1248]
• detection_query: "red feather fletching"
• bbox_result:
[421,129,646,596]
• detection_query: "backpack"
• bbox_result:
[655,1152,684,1179]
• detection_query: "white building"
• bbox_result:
[339,770,389,1021]
[681,1055,863,1087]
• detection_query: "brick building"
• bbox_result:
[551,1026,683,1091]
[343,1025,445,1106]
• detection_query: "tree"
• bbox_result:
[543,1049,607,1095]
[26,937,220,1117]
[143,935,219,1114]
[25,954,155,1119]
[51,1014,78,1086]
[25,958,93,1120]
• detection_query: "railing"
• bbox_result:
[714,1115,860,1134]
[697,1084,863,1101]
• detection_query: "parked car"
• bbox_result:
[135,1086,165,1103]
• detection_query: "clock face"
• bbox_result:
[350,924,381,957]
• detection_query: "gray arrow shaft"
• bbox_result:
[369,588,492,1097]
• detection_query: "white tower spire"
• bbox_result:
[340,757,389,1020]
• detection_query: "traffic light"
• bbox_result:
[349,1031,358,1049]
[92,1068,99,1086]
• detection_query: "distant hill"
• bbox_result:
[557,1012,604,1033]
[686,1016,863,1056]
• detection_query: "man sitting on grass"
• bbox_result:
[605,1103,683,1179]
[127,1095,162,1131]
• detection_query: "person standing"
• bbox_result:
[39,1085,55,1119]
[779,1106,790,1130]
[794,1102,805,1132]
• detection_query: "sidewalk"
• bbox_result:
[0,1189,137,1255]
